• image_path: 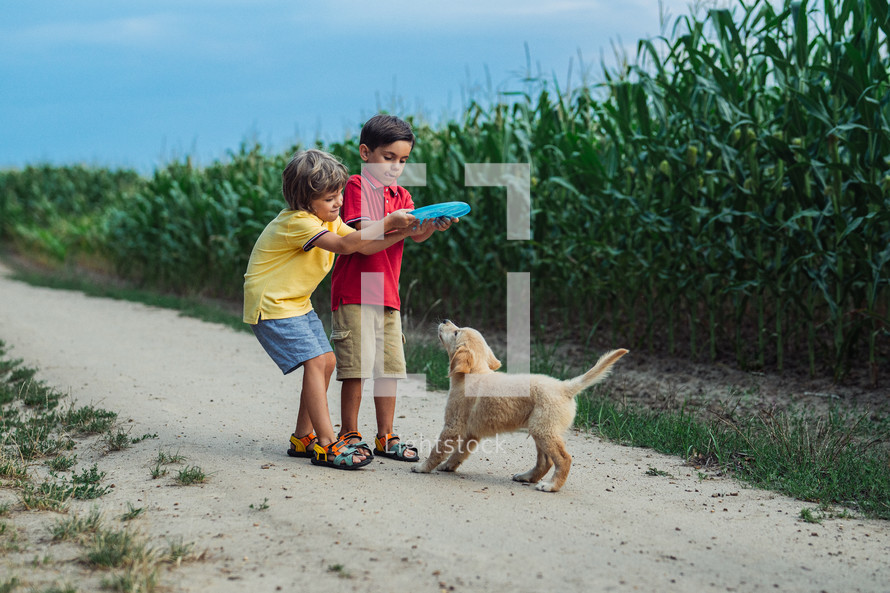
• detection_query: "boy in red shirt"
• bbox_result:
[330,114,454,461]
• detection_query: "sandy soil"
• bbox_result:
[1,262,888,593]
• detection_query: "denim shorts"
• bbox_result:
[251,310,332,375]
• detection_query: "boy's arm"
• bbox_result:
[312,210,415,255]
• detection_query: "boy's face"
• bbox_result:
[309,190,343,222]
[360,140,413,187]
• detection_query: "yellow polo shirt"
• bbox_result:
[243,209,354,324]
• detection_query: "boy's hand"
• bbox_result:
[388,209,416,229]
[432,216,456,231]
[405,220,430,236]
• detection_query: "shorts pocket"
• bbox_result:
[330,329,351,342]
[330,329,354,366]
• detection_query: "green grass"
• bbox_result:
[249,498,270,511]
[120,503,144,522]
[405,340,450,391]
[51,507,103,541]
[174,466,207,486]
[60,404,117,435]
[86,528,152,568]
[151,449,186,480]
[164,538,197,565]
[577,395,890,520]
[155,449,185,465]
[0,341,201,591]
[46,453,78,472]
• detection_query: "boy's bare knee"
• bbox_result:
[304,353,334,374]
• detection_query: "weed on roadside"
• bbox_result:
[149,462,167,480]
[174,466,207,486]
[46,453,78,472]
[120,503,144,522]
[60,404,117,435]
[0,452,29,480]
[150,448,186,480]
[327,563,353,579]
[20,481,70,512]
[155,449,185,465]
[645,467,674,478]
[86,527,152,569]
[51,507,103,541]
[164,537,199,566]
[249,498,269,511]
[103,429,133,453]
[101,563,159,593]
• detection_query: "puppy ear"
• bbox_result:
[449,344,474,376]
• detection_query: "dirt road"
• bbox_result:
[1,263,887,592]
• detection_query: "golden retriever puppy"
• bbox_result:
[412,320,628,492]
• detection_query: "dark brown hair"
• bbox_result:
[281,149,348,211]
[359,114,415,151]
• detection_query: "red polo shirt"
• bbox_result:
[330,172,414,311]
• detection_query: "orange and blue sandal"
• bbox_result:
[374,433,419,462]
[311,438,372,470]
[286,432,317,458]
[338,430,373,458]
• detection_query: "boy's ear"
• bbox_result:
[358,143,371,162]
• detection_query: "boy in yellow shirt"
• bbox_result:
[244,149,416,469]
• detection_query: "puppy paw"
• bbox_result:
[535,481,559,493]
[411,465,432,474]
[438,464,458,472]
[512,472,536,483]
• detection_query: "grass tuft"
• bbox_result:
[579,395,890,520]
[174,466,207,486]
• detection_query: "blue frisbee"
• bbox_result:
[409,201,471,221]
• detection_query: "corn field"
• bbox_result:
[1,0,888,384]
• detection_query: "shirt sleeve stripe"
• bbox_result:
[303,230,328,251]
[345,216,371,226]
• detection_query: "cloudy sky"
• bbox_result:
[2,1,723,173]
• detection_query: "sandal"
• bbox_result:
[374,433,419,462]
[338,430,373,458]
[286,432,317,458]
[311,438,372,470]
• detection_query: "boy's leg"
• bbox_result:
[373,308,415,458]
[372,378,398,437]
[300,353,366,463]
[293,397,314,438]
[339,377,364,436]
[373,379,415,459]
[297,352,336,444]
[331,305,373,451]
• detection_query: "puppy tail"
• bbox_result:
[564,348,629,396]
